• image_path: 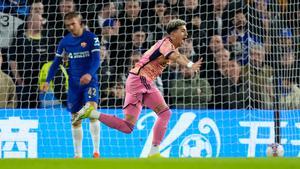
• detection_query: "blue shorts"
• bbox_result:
[67,83,99,113]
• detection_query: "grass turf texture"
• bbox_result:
[0,158,298,169]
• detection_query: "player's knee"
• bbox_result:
[86,101,97,109]
[72,120,82,128]
[71,113,82,127]
[123,120,134,134]
[158,108,171,120]
[153,103,169,114]
[124,114,138,126]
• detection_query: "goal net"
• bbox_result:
[0,0,299,158]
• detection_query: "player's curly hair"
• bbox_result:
[166,19,186,34]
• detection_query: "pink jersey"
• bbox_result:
[130,37,175,81]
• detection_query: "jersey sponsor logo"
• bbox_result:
[68,51,90,59]
[81,42,87,48]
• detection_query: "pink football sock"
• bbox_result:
[99,114,134,134]
[152,109,171,146]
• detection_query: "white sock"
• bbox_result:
[148,145,160,156]
[89,120,100,153]
[89,110,101,119]
[71,126,83,157]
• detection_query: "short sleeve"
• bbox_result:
[159,39,175,58]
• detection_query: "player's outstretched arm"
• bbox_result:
[169,51,203,72]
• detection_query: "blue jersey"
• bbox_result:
[46,30,100,87]
[46,30,100,112]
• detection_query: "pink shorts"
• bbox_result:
[123,73,161,109]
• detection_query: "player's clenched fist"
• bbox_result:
[191,58,203,73]
[40,82,49,92]
[80,73,92,85]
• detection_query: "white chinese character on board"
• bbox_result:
[0,117,38,158]
[239,121,287,157]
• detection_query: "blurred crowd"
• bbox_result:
[0,0,300,110]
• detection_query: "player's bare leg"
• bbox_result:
[87,101,100,158]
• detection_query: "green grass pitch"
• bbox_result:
[0,158,299,169]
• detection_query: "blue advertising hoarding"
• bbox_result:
[0,109,299,158]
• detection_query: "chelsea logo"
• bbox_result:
[81,42,87,48]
